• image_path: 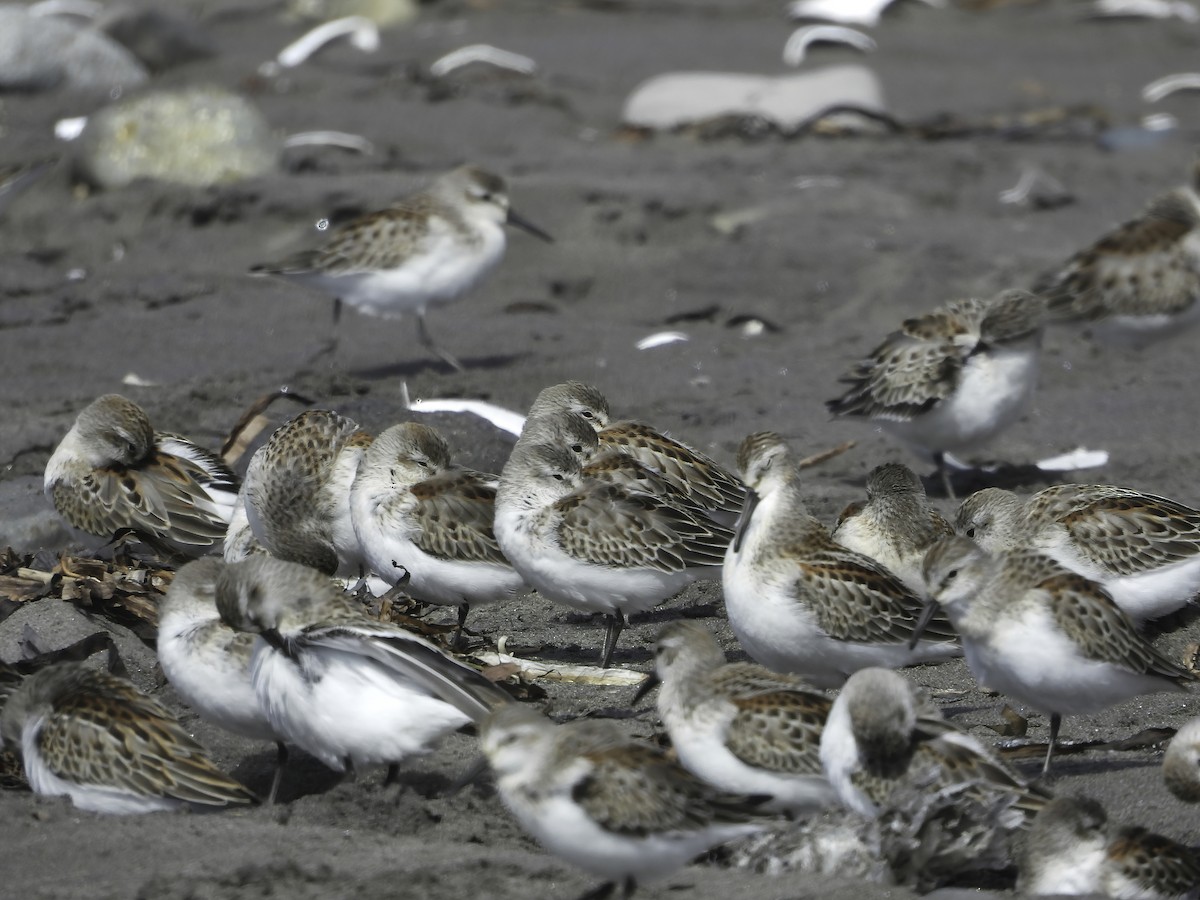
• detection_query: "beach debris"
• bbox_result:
[120,373,159,388]
[1085,0,1199,20]
[261,15,379,77]
[727,314,780,337]
[400,383,525,437]
[55,117,88,141]
[75,86,278,190]
[1141,112,1178,131]
[787,0,945,27]
[783,26,876,66]
[430,44,537,79]
[219,388,315,466]
[97,6,217,73]
[282,131,375,154]
[1143,72,1200,102]
[1034,447,1109,472]
[0,552,169,633]
[622,65,886,134]
[635,331,688,350]
[998,166,1073,209]
[0,4,147,92]
[472,650,649,687]
[287,0,418,28]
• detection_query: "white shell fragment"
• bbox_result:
[400,384,525,436]
[622,65,885,132]
[282,131,376,154]
[1141,112,1178,132]
[1034,448,1110,472]
[55,116,89,141]
[783,26,876,67]
[787,0,945,27]
[1142,72,1200,103]
[429,44,537,78]
[635,331,689,350]
[266,16,380,75]
[998,167,1069,206]
[121,373,159,387]
[942,448,1108,474]
[1086,0,1199,20]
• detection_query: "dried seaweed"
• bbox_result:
[0,550,171,640]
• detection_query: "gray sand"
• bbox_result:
[1,2,1199,898]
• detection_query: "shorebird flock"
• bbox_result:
[16,325,1200,898]
[5,141,1200,899]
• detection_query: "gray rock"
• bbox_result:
[0,600,160,694]
[622,64,885,132]
[0,5,148,93]
[99,6,217,73]
[76,86,279,190]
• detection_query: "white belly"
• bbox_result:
[885,340,1040,456]
[251,641,470,772]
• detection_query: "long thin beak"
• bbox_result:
[507,208,554,243]
[908,600,939,650]
[631,671,661,707]
[731,489,760,554]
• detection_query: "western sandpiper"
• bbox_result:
[250,165,552,371]
[479,703,769,899]
[635,620,837,816]
[158,557,288,802]
[832,462,953,594]
[1018,795,1200,898]
[44,394,239,555]
[525,381,746,523]
[0,661,256,814]
[495,438,728,668]
[215,555,509,781]
[521,410,735,543]
[725,432,960,689]
[819,667,1046,820]
[1033,156,1200,348]
[242,409,372,577]
[349,422,526,639]
[920,535,1196,773]
[1163,717,1200,804]
[826,289,1046,496]
[955,484,1200,625]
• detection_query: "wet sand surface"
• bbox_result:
[1,2,1199,897]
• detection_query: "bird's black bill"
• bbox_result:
[731,489,760,554]
[507,208,554,243]
[908,600,939,650]
[631,672,661,707]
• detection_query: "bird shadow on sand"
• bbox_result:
[925,462,1064,500]
[231,749,343,804]
[347,352,526,381]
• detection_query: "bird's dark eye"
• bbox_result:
[553,473,564,481]
[417,459,429,469]
[581,410,595,419]
[946,569,958,580]
[966,527,976,538]
[571,443,584,453]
